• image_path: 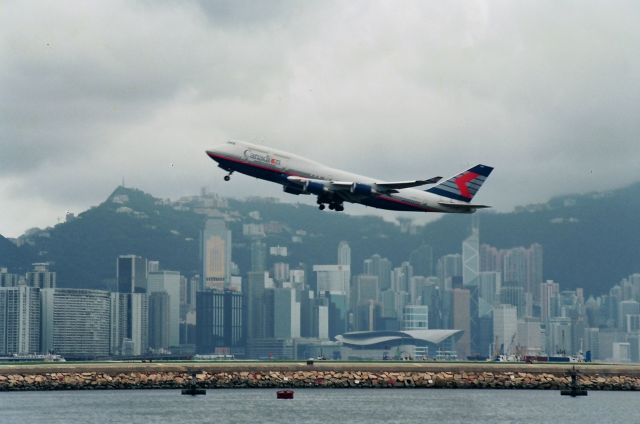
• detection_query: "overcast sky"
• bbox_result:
[1,0,639,237]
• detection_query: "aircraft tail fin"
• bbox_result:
[426,164,493,203]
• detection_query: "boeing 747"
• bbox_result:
[206,141,493,213]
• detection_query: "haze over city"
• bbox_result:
[2,0,640,237]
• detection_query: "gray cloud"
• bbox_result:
[1,0,640,236]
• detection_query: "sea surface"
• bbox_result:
[0,389,637,423]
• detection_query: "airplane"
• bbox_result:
[206,141,493,214]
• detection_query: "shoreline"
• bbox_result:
[0,362,639,391]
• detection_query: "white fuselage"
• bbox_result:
[206,141,476,213]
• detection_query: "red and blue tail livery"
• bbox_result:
[426,164,494,203]
[206,141,494,214]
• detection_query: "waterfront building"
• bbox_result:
[243,271,267,340]
[546,317,572,355]
[618,300,640,331]
[517,317,543,355]
[452,288,471,359]
[117,255,147,293]
[148,270,181,347]
[493,304,517,355]
[110,292,148,356]
[351,274,379,310]
[273,288,300,339]
[201,218,232,290]
[195,289,244,354]
[26,263,56,289]
[148,291,170,350]
[0,287,40,355]
[41,289,110,357]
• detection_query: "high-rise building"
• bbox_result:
[109,292,148,356]
[351,274,379,310]
[273,262,290,284]
[148,291,170,350]
[391,262,413,292]
[201,218,232,290]
[337,241,351,266]
[436,254,462,289]
[517,317,543,355]
[117,255,147,293]
[452,288,471,359]
[462,227,480,287]
[493,304,518,355]
[26,263,56,289]
[618,300,640,331]
[540,280,560,322]
[148,270,181,347]
[314,265,350,299]
[0,268,19,287]
[0,287,40,354]
[403,305,428,330]
[41,289,110,357]
[546,317,572,355]
[500,281,526,318]
[195,289,243,354]
[273,288,300,339]
[243,271,267,340]
[477,271,501,317]
[409,244,434,277]
[250,239,267,273]
[363,254,392,291]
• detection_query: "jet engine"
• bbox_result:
[350,183,374,195]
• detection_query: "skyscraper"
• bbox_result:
[462,227,479,287]
[314,265,350,299]
[0,287,40,355]
[337,241,351,266]
[195,289,243,354]
[117,255,147,293]
[452,288,471,359]
[250,238,267,273]
[201,218,232,290]
[273,288,300,339]
[148,291,170,350]
[363,254,392,291]
[148,270,181,347]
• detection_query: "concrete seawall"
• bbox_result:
[0,362,639,391]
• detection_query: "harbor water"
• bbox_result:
[0,389,638,423]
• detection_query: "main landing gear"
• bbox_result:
[317,200,344,212]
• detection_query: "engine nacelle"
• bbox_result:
[351,182,374,195]
[283,185,305,195]
[304,180,328,195]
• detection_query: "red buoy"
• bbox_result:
[277,390,294,399]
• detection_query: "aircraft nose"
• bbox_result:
[205,149,217,159]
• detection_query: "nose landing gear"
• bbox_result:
[223,171,233,181]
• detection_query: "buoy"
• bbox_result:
[277,390,294,399]
[182,371,206,396]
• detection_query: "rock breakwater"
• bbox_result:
[1,366,639,391]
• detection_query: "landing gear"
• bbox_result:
[223,171,233,181]
[317,197,343,212]
[318,204,325,210]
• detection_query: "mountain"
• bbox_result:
[422,182,640,294]
[2,182,640,295]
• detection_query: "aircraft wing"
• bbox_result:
[375,177,442,190]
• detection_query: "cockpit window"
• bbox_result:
[227,141,236,145]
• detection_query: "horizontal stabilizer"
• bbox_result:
[438,202,491,212]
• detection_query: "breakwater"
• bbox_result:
[0,362,639,391]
